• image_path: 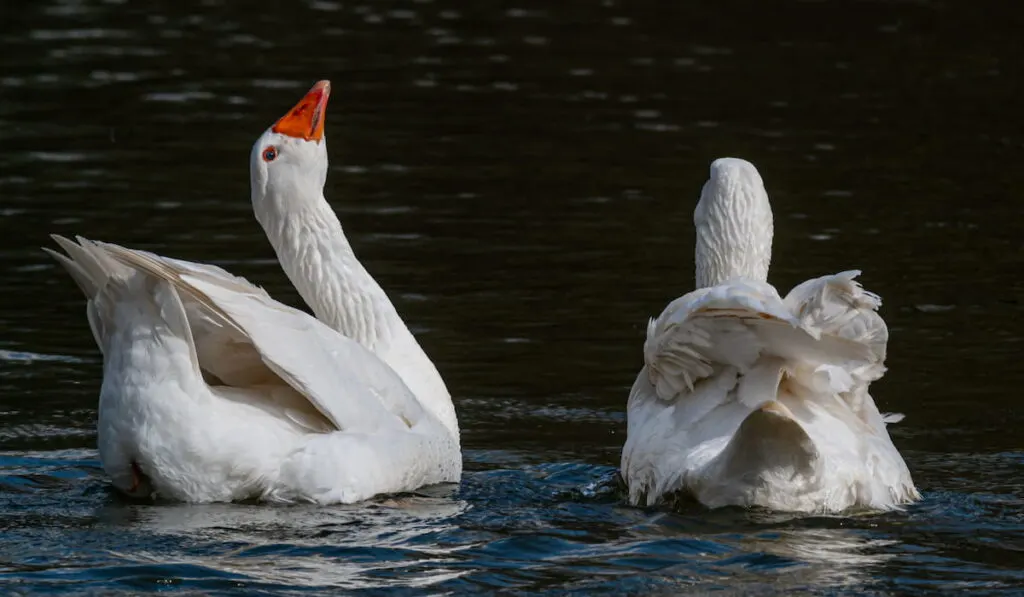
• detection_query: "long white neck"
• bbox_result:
[693,158,774,289]
[256,196,458,438]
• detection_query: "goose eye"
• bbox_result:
[262,146,278,162]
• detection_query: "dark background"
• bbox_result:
[1,0,1021,593]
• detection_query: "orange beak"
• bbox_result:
[272,80,331,142]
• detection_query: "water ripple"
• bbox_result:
[1,0,1022,594]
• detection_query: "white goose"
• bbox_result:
[46,81,461,503]
[621,158,918,513]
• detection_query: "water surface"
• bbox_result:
[2,0,1022,594]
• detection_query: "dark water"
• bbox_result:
[2,0,1023,594]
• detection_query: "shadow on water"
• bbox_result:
[2,0,1023,594]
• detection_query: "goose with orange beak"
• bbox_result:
[46,81,460,503]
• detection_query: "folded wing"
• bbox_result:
[69,237,427,435]
[783,270,899,427]
[643,278,875,404]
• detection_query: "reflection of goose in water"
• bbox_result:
[97,494,471,591]
[736,525,897,588]
[617,510,897,592]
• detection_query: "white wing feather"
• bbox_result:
[96,241,426,434]
[783,270,898,426]
[784,269,888,374]
[643,279,874,402]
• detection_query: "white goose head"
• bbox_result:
[250,80,331,222]
[693,157,774,289]
[239,81,457,438]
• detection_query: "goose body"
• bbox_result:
[48,81,460,503]
[620,158,918,512]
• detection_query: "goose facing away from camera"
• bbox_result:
[46,80,460,504]
[620,158,918,513]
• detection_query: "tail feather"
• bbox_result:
[702,401,819,506]
[47,235,139,351]
[46,234,130,298]
[43,246,96,297]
